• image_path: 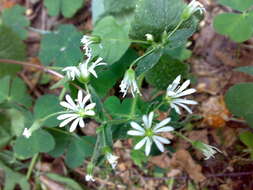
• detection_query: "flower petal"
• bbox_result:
[173,98,198,105]
[130,122,144,132]
[69,118,80,132]
[154,126,174,133]
[142,114,149,128]
[153,118,171,131]
[153,136,170,144]
[134,137,148,150]
[57,113,78,120]
[85,110,96,116]
[174,102,193,113]
[127,130,144,136]
[66,94,77,108]
[79,118,85,128]
[60,101,76,110]
[77,90,83,105]
[153,137,165,152]
[171,103,181,115]
[148,112,154,128]
[175,88,196,98]
[85,103,96,110]
[145,138,152,156]
[59,116,78,127]
[176,80,190,93]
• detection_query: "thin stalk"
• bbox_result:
[167,20,184,40]
[26,153,39,180]
[173,131,192,143]
[0,59,63,79]
[129,48,156,68]
[130,40,150,45]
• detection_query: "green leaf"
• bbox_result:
[135,48,163,77]
[213,13,253,43]
[39,24,82,67]
[65,136,96,168]
[225,83,253,127]
[90,49,137,96]
[104,0,136,15]
[46,173,83,190]
[48,130,71,157]
[145,55,188,89]
[235,66,253,76]
[219,0,253,11]
[91,16,131,64]
[239,131,253,158]
[130,149,148,167]
[2,5,30,39]
[6,109,26,136]
[0,76,32,107]
[44,0,83,18]
[14,129,55,158]
[34,94,62,127]
[0,25,26,77]
[0,112,12,148]
[129,0,184,39]
[0,160,30,190]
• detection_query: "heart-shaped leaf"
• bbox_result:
[219,0,253,11]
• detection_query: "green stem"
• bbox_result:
[130,48,156,68]
[130,39,150,45]
[166,20,184,40]
[173,131,192,143]
[40,111,70,122]
[26,153,39,180]
[130,96,138,118]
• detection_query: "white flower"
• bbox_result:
[81,35,94,49]
[85,174,95,182]
[22,128,32,138]
[57,90,96,132]
[79,57,107,80]
[182,0,205,20]
[127,112,174,156]
[145,33,154,42]
[120,68,141,97]
[188,0,205,14]
[106,153,119,169]
[166,75,197,115]
[62,66,80,81]
[193,141,221,160]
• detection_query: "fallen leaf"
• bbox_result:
[201,96,230,128]
[170,149,206,182]
[40,175,65,190]
[150,153,171,169]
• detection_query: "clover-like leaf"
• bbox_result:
[34,94,62,127]
[2,5,30,39]
[213,13,253,43]
[0,76,32,107]
[14,129,55,158]
[91,16,131,64]
[44,0,83,18]
[65,136,96,168]
[225,83,253,127]
[39,24,82,67]
[129,0,184,39]
[219,0,253,12]
[0,25,26,77]
[236,66,253,76]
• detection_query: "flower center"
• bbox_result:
[78,110,86,117]
[145,128,154,137]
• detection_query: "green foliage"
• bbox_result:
[225,83,253,127]
[235,66,253,76]
[46,173,83,190]
[0,76,32,107]
[34,94,61,127]
[239,131,253,158]
[0,25,26,77]
[145,55,188,89]
[65,136,96,168]
[2,5,30,39]
[91,49,137,96]
[14,129,55,159]
[213,12,253,43]
[91,16,131,64]
[130,149,148,167]
[219,0,253,12]
[0,160,30,190]
[44,0,84,18]
[129,0,184,39]
[39,24,82,67]
[136,49,163,77]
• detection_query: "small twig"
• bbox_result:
[19,72,41,97]
[0,59,64,79]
